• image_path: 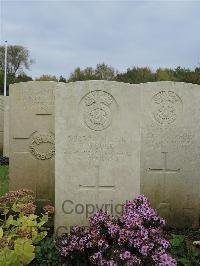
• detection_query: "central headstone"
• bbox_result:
[55,81,141,230]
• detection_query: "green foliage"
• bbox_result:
[31,236,60,266]
[116,66,155,83]
[95,63,116,80]
[0,238,35,266]
[59,75,66,82]
[0,45,33,76]
[15,74,32,83]
[0,44,33,94]
[68,67,94,81]
[0,241,34,266]
[0,190,51,266]
[68,63,116,82]
[32,64,200,85]
[169,234,200,266]
[1,44,200,93]
[0,71,16,95]
[35,75,58,81]
[0,165,9,196]
[155,68,175,81]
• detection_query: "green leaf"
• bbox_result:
[178,257,191,266]
[3,208,9,215]
[170,234,185,247]
[14,238,35,265]
[0,227,3,238]
[6,215,15,226]
[11,203,20,213]
[28,214,37,221]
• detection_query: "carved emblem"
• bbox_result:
[152,91,182,124]
[29,132,55,160]
[80,90,117,131]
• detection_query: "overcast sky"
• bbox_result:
[1,0,200,78]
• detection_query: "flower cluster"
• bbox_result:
[0,189,36,217]
[0,237,14,249]
[56,195,177,265]
[43,204,55,214]
[0,189,35,205]
[16,202,36,215]
[16,227,32,238]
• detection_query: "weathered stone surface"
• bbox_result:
[55,81,141,231]
[141,81,200,228]
[9,81,56,204]
[3,96,9,157]
[0,96,4,154]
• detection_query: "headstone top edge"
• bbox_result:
[140,81,200,86]
[56,80,140,89]
[9,81,63,92]
[10,81,60,87]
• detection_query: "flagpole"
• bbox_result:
[4,41,7,96]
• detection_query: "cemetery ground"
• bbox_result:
[0,164,199,265]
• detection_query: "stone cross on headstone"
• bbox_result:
[79,165,115,191]
[148,152,180,201]
[55,81,141,229]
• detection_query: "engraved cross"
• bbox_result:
[79,165,115,191]
[148,152,180,201]
[148,152,180,174]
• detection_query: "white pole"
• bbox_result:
[4,41,7,96]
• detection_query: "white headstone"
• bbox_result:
[55,81,141,231]
[9,81,56,205]
[141,81,200,227]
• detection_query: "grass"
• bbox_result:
[0,165,9,196]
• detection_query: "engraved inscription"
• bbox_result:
[29,132,55,160]
[152,91,182,124]
[64,135,132,162]
[80,90,117,131]
[22,89,54,110]
[144,126,193,150]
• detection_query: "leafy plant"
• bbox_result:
[31,236,60,266]
[0,189,53,266]
[0,238,35,266]
[0,165,9,196]
[169,234,200,266]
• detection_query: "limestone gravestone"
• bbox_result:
[55,81,141,230]
[9,81,56,204]
[0,96,4,154]
[141,81,200,228]
[3,96,9,157]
